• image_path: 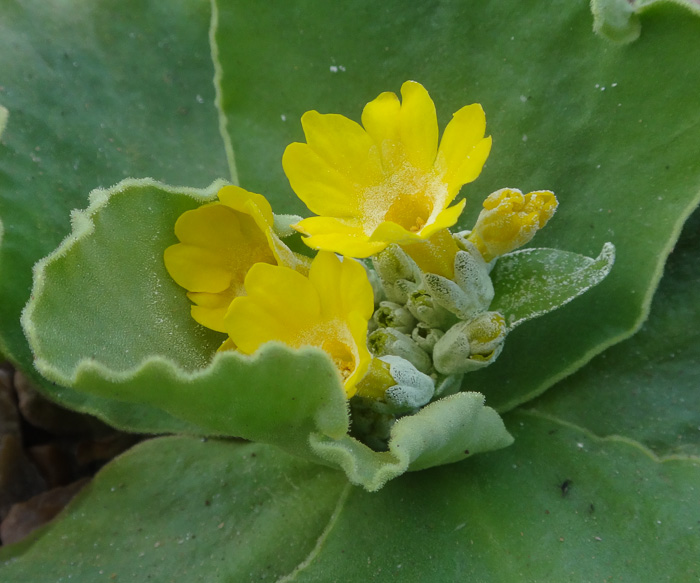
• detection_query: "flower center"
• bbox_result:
[296,320,358,381]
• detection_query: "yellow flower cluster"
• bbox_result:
[164,81,557,400]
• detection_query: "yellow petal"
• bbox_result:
[342,311,373,398]
[369,220,423,247]
[217,185,275,228]
[188,289,235,333]
[164,244,232,292]
[401,228,461,279]
[172,203,240,250]
[308,252,374,321]
[225,264,323,353]
[225,298,297,354]
[419,198,467,240]
[300,111,382,188]
[295,216,385,258]
[398,81,439,171]
[436,103,487,177]
[446,137,492,195]
[283,142,362,216]
[361,91,401,166]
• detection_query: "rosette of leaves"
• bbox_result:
[20,175,614,489]
[1,0,699,580]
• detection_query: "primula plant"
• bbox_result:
[1,0,700,580]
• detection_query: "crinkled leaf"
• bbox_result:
[3,413,699,581]
[214,0,700,413]
[532,206,700,457]
[22,180,510,488]
[311,392,513,491]
[0,0,229,431]
[490,243,615,329]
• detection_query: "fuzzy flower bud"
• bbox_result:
[433,312,507,374]
[371,244,422,303]
[373,301,417,334]
[411,322,444,353]
[368,327,432,374]
[467,188,558,262]
[406,290,455,328]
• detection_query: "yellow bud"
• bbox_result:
[354,357,396,400]
[467,188,558,262]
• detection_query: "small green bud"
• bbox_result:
[372,244,423,303]
[406,289,456,328]
[373,301,417,334]
[433,312,507,374]
[411,322,444,352]
[453,249,494,308]
[381,355,435,413]
[368,327,432,374]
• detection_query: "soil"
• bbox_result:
[0,361,144,547]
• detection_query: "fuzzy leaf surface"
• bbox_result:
[214,0,700,412]
[0,0,229,429]
[2,414,698,582]
[490,243,615,329]
[532,206,700,457]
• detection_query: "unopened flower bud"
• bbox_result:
[372,244,423,303]
[452,249,494,310]
[466,188,558,262]
[382,355,435,413]
[433,312,507,374]
[354,356,435,414]
[406,290,455,328]
[373,301,417,333]
[368,327,432,374]
[411,322,444,353]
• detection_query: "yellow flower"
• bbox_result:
[283,81,492,258]
[225,251,374,398]
[466,188,558,262]
[164,185,308,333]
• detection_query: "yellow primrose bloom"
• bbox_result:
[164,185,308,333]
[225,251,374,398]
[467,188,558,262]
[283,80,492,258]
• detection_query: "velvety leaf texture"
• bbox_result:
[215,0,700,411]
[1,0,700,580]
[0,0,230,430]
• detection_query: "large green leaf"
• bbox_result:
[0,437,350,580]
[531,205,700,457]
[2,413,698,581]
[214,0,700,412]
[0,0,229,430]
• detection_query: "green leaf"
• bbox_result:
[23,179,511,488]
[530,206,700,457]
[311,392,513,491]
[0,437,350,581]
[3,413,698,581]
[214,0,700,414]
[491,243,615,329]
[286,412,700,582]
[591,0,642,43]
[0,0,229,429]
